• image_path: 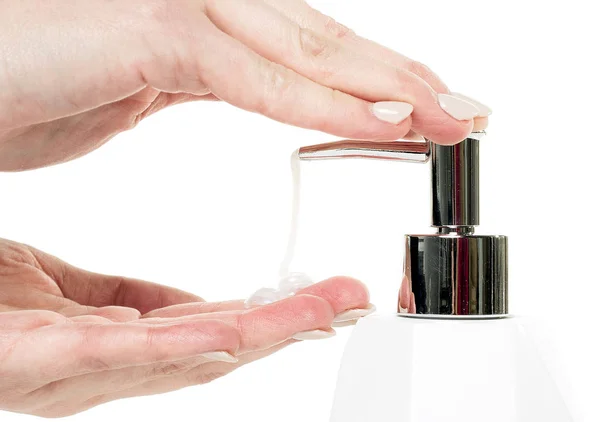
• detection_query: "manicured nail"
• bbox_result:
[438,93,479,120]
[451,92,492,117]
[292,329,336,341]
[244,287,285,309]
[332,319,360,328]
[332,304,376,323]
[200,351,238,363]
[279,272,313,297]
[372,101,414,124]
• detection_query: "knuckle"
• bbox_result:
[148,360,192,378]
[321,14,355,40]
[293,295,332,323]
[394,67,421,92]
[76,326,112,372]
[0,240,36,266]
[187,369,228,385]
[404,60,443,89]
[298,28,336,60]
[256,62,297,115]
[129,112,145,130]
[136,0,193,33]
[204,321,240,350]
[297,28,337,80]
[405,60,429,76]
[311,88,342,134]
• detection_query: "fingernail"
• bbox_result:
[332,304,376,323]
[279,272,314,297]
[451,92,492,117]
[372,101,413,124]
[332,319,360,328]
[292,329,336,341]
[200,351,238,363]
[244,287,285,309]
[437,93,479,120]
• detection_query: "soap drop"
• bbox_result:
[279,272,313,296]
[244,287,284,308]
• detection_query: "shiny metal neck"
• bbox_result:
[298,131,508,317]
[431,137,479,228]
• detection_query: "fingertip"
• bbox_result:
[236,294,335,351]
[473,116,489,132]
[297,276,370,314]
[292,294,337,322]
[415,116,474,145]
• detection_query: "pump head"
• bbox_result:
[298,132,508,317]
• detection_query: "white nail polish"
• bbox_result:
[451,92,492,117]
[200,351,238,363]
[292,329,336,341]
[244,287,284,308]
[437,93,479,120]
[279,272,313,296]
[333,304,377,323]
[332,319,360,328]
[372,101,414,124]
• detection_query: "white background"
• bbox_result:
[1,0,599,420]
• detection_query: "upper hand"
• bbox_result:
[0,238,371,417]
[0,0,488,171]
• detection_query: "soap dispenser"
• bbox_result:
[298,133,574,422]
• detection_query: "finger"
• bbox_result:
[295,276,371,314]
[206,0,471,144]
[137,294,335,353]
[0,310,67,331]
[140,276,369,327]
[9,319,240,384]
[87,306,141,322]
[69,315,113,324]
[264,0,449,92]
[132,339,295,395]
[44,340,296,417]
[143,300,245,318]
[473,117,488,132]
[58,305,98,317]
[57,305,141,322]
[177,13,411,141]
[271,3,490,133]
[27,245,204,313]
[1,88,217,171]
[24,355,211,415]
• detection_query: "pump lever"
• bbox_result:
[298,139,430,163]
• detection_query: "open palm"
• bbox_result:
[0,238,369,417]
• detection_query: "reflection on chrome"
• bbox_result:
[299,132,508,317]
[298,139,430,162]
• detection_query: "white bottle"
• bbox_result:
[330,315,574,422]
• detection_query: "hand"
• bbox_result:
[0,238,371,417]
[0,0,488,172]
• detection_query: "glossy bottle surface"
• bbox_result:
[330,315,573,422]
